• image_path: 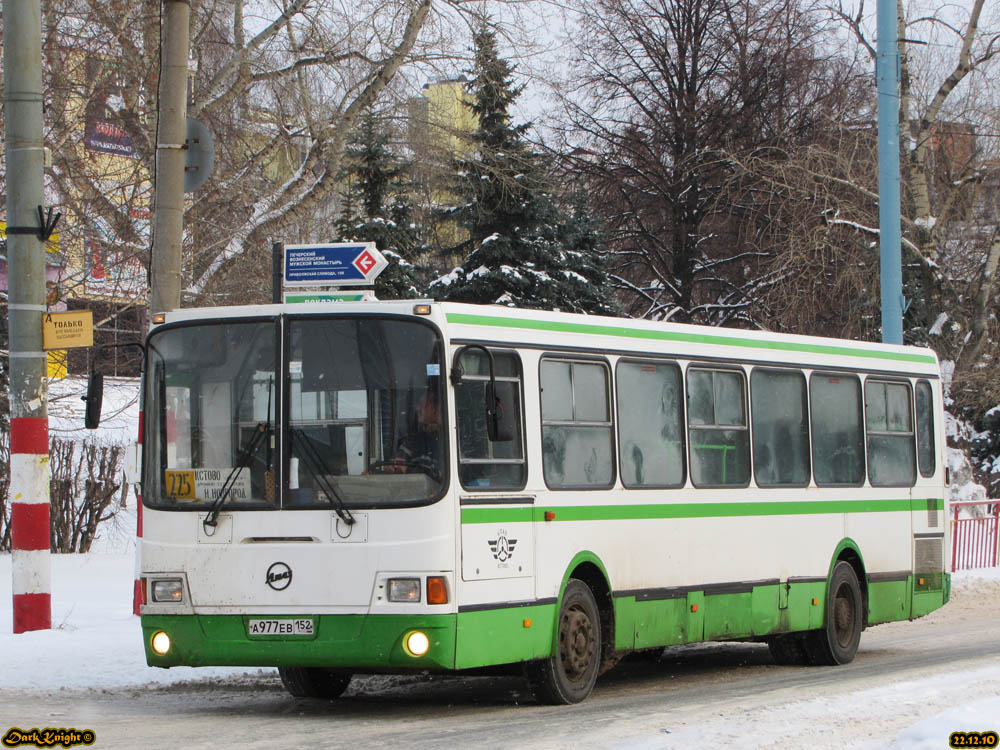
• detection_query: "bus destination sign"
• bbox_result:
[283,242,387,287]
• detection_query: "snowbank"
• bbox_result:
[0,545,264,690]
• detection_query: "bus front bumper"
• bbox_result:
[141,613,458,671]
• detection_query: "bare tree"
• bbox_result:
[720,122,883,339]
[693,0,1000,370]
[826,0,1000,395]
[552,0,856,326]
[12,0,456,310]
[186,0,437,302]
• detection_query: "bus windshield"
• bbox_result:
[144,316,446,510]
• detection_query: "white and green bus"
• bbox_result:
[121,300,948,704]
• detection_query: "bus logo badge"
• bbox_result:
[488,530,517,563]
[266,562,293,591]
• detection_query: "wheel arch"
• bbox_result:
[829,538,869,628]
[556,552,617,672]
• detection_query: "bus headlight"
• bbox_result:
[388,578,421,602]
[151,579,184,603]
[151,631,171,655]
[404,630,430,657]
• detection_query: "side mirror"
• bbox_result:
[485,381,516,443]
[84,371,104,429]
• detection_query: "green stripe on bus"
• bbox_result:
[444,312,938,365]
[461,498,945,525]
[141,573,948,671]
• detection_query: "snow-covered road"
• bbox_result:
[1,552,999,748]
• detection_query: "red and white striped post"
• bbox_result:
[11,417,51,632]
[5,0,52,633]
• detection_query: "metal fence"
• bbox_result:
[951,500,1000,571]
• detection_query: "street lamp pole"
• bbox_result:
[150,0,191,315]
[877,0,904,345]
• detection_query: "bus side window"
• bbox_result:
[750,369,810,487]
[616,359,685,488]
[865,379,916,487]
[455,348,526,490]
[810,373,865,486]
[687,367,749,487]
[915,380,936,477]
[541,358,615,489]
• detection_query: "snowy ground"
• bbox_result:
[1,530,998,748]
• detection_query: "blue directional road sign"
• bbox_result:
[283,242,387,287]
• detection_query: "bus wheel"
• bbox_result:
[278,667,352,699]
[525,579,602,704]
[767,633,810,665]
[804,561,863,666]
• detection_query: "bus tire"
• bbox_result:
[525,579,602,704]
[278,667,352,699]
[804,561,863,666]
[766,633,810,665]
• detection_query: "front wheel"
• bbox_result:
[803,561,863,665]
[278,667,352,699]
[525,579,602,704]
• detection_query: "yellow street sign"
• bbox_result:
[43,310,94,350]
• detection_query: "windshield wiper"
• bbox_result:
[202,421,269,534]
[203,376,273,535]
[289,428,355,526]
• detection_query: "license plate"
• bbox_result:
[248,618,314,636]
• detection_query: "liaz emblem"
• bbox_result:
[488,529,518,563]
[266,561,293,591]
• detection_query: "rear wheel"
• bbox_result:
[278,667,352,699]
[803,561,863,665]
[767,632,810,665]
[525,579,602,705]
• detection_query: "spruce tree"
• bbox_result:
[554,191,619,316]
[339,111,422,299]
[429,22,615,314]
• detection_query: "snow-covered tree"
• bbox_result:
[430,21,616,314]
[10,0,437,308]
[555,0,851,325]
[554,191,620,316]
[337,112,423,299]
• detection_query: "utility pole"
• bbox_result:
[150,0,191,314]
[4,0,52,632]
[877,0,903,345]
